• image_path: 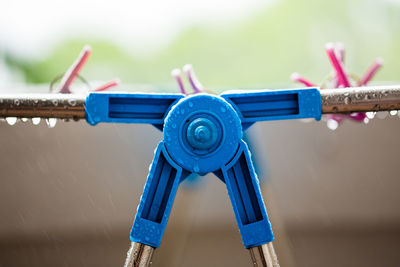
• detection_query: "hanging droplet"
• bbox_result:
[389,110,397,116]
[366,112,375,119]
[21,118,29,123]
[32,117,41,125]
[376,111,388,119]
[363,118,369,124]
[6,117,17,125]
[327,119,339,131]
[46,118,57,128]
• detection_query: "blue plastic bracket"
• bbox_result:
[130,142,190,247]
[221,88,321,129]
[85,92,184,129]
[84,87,322,249]
[221,140,274,248]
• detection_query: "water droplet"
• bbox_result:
[21,118,28,123]
[344,97,351,104]
[46,118,57,128]
[68,99,77,106]
[14,99,20,106]
[327,119,339,131]
[188,102,193,108]
[172,123,177,129]
[52,99,58,106]
[32,117,41,125]
[366,112,375,119]
[363,118,369,124]
[390,110,397,116]
[6,117,17,125]
[220,107,226,112]
[33,99,39,104]
[193,164,200,173]
[376,111,388,119]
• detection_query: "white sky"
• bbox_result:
[0,0,272,59]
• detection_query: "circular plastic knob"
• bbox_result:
[163,94,242,174]
[186,118,218,150]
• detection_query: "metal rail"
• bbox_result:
[320,85,400,114]
[0,85,399,120]
[0,94,86,119]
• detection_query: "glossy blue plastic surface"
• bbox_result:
[163,94,242,175]
[221,88,322,125]
[222,140,273,248]
[86,88,322,249]
[85,92,184,126]
[130,142,189,247]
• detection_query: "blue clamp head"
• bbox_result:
[85,87,322,249]
[163,94,242,175]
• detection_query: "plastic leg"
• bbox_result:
[130,141,190,248]
[221,140,275,248]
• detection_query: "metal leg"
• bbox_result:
[124,242,155,267]
[249,242,280,267]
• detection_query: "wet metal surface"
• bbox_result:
[0,94,86,119]
[321,85,400,114]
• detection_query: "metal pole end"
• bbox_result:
[124,242,155,267]
[249,242,280,267]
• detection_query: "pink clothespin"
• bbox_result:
[291,42,383,130]
[171,64,205,95]
[55,45,120,94]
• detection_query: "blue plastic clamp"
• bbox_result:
[85,87,322,249]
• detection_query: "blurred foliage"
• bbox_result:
[5,0,400,91]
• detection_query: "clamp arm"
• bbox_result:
[221,88,321,130]
[220,140,274,248]
[130,142,191,248]
[85,92,184,130]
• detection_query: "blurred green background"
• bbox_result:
[3,0,399,89]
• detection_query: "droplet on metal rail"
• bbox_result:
[68,98,77,106]
[6,117,17,125]
[32,117,41,125]
[21,118,29,123]
[376,111,388,119]
[389,110,397,116]
[366,112,375,119]
[46,118,57,128]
